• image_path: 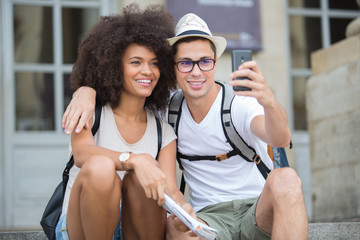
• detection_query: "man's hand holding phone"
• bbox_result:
[229,54,279,110]
[231,50,252,91]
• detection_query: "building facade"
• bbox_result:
[0,0,359,230]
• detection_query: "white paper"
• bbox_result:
[163,194,218,240]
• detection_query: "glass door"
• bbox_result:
[1,0,115,229]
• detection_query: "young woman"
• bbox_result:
[56,4,184,240]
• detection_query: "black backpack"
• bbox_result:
[168,81,291,193]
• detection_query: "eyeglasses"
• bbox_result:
[175,59,216,73]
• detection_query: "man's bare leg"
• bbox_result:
[255,167,308,240]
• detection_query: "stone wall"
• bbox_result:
[306,34,360,222]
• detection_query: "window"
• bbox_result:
[286,0,359,131]
[10,1,104,131]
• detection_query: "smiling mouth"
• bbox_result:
[136,79,152,84]
[188,80,205,85]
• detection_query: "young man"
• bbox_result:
[62,13,308,240]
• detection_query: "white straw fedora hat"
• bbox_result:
[168,13,227,58]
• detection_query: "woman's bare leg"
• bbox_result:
[121,171,166,240]
[67,156,121,240]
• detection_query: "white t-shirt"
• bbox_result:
[177,90,273,212]
[60,103,177,217]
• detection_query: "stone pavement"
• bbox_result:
[0,222,359,239]
[0,231,46,240]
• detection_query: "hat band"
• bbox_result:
[177,30,211,37]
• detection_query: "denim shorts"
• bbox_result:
[196,198,271,240]
[55,214,122,240]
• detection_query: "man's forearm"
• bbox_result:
[264,101,291,147]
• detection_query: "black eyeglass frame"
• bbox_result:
[175,59,216,73]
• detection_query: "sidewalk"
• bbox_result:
[0,222,359,239]
[308,222,360,239]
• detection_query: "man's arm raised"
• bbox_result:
[229,61,291,147]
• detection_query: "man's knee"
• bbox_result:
[267,167,303,199]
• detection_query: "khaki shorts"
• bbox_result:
[196,198,271,240]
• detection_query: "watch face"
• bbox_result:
[120,152,130,162]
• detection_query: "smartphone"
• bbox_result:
[231,50,252,91]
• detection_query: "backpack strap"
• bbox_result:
[62,103,102,194]
[91,103,102,135]
[168,91,187,193]
[217,81,270,179]
[168,91,184,134]
[168,91,185,169]
[219,81,258,162]
[155,116,162,160]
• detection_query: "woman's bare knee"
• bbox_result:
[80,156,120,193]
[67,156,121,240]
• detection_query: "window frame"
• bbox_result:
[3,0,116,137]
[0,0,116,229]
[284,0,359,132]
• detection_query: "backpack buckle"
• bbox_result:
[254,155,261,165]
[216,153,228,161]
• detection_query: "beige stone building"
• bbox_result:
[0,0,359,230]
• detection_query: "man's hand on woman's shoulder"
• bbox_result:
[62,86,96,135]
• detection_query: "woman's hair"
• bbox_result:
[70,4,176,112]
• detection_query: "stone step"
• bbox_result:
[0,222,359,239]
[0,231,46,240]
[308,222,360,240]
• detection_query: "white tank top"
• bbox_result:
[61,103,177,217]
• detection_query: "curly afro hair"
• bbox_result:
[70,4,176,113]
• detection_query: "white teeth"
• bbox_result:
[136,80,151,83]
[189,81,203,85]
